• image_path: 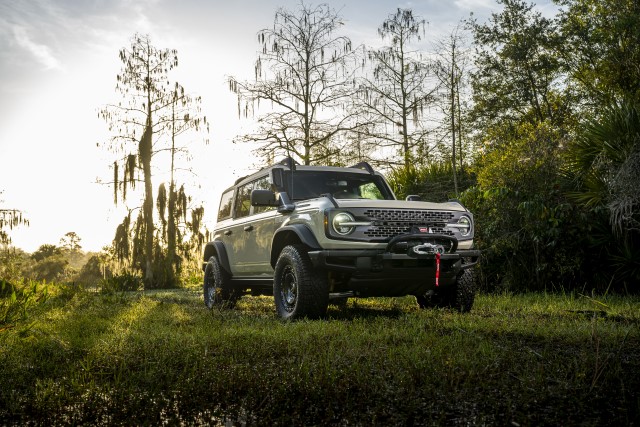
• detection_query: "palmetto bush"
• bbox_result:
[564,100,640,292]
[1,280,48,331]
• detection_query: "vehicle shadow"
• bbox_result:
[325,298,408,320]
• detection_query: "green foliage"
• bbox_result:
[75,254,113,287]
[460,121,588,291]
[28,243,80,283]
[100,34,209,290]
[462,0,640,293]
[565,101,640,234]
[563,100,640,290]
[2,240,114,289]
[29,255,70,283]
[558,0,640,104]
[99,273,143,294]
[111,187,206,289]
[0,248,32,284]
[30,244,62,262]
[387,162,475,202]
[0,280,48,331]
[468,0,567,130]
[59,232,82,252]
[462,187,586,292]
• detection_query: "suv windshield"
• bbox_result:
[284,171,394,201]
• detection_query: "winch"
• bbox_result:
[411,242,445,255]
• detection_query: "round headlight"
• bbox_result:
[332,212,356,235]
[458,216,471,236]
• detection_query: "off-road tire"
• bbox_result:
[415,294,430,309]
[415,268,476,312]
[203,256,237,309]
[452,268,476,312]
[273,245,329,320]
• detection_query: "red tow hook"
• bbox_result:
[435,252,441,287]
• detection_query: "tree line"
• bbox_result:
[227,0,639,293]
[1,0,638,292]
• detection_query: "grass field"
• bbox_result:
[1,282,639,426]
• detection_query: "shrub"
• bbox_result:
[460,121,589,292]
[386,161,475,202]
[99,273,143,294]
[0,280,48,330]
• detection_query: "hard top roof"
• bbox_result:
[228,158,379,189]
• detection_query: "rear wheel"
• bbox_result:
[273,245,329,320]
[203,256,238,309]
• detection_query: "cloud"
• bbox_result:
[454,0,497,12]
[12,25,61,70]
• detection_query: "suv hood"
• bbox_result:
[333,198,468,212]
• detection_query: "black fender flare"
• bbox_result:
[202,241,232,275]
[271,225,321,268]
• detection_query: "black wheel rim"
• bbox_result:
[280,265,297,312]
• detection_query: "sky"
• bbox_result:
[0,0,558,253]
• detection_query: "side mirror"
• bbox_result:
[251,189,278,207]
[406,195,421,201]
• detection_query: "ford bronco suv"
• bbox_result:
[203,158,480,319]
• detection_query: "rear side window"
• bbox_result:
[234,183,252,218]
[217,189,234,221]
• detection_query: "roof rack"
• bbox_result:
[349,161,375,175]
[234,174,249,185]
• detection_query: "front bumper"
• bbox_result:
[307,247,480,297]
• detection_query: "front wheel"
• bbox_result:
[273,245,329,320]
[203,256,237,309]
[415,268,476,312]
[452,268,476,312]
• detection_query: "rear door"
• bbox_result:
[213,188,237,270]
[229,176,277,276]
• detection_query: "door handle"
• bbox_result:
[243,225,254,232]
[224,230,232,236]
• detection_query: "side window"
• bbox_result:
[252,176,275,214]
[254,176,271,191]
[217,189,234,221]
[234,183,252,218]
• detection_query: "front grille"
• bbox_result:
[361,209,455,239]
[363,209,454,223]
[364,222,412,238]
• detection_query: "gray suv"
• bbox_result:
[203,158,480,319]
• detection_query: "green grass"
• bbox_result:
[1,284,639,426]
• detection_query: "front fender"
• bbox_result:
[270,225,321,268]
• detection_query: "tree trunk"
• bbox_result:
[456,79,464,170]
[140,124,154,288]
[167,103,178,286]
[167,182,177,284]
[451,44,459,197]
